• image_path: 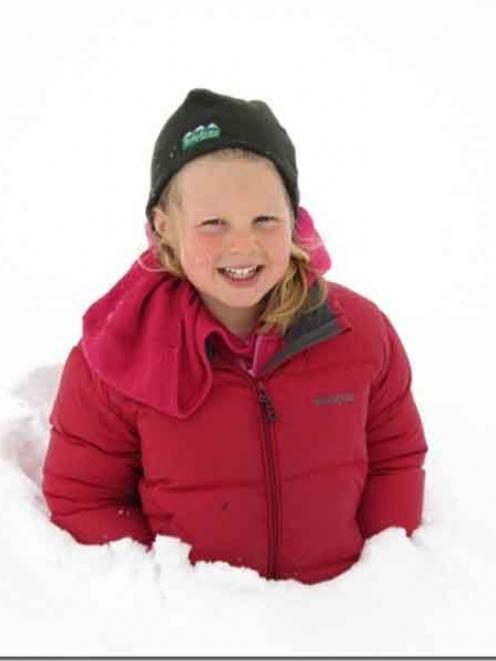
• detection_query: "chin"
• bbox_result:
[216,293,266,308]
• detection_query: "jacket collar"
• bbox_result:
[205,275,352,379]
[258,278,352,377]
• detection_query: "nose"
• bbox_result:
[226,226,259,255]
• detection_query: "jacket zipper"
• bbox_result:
[212,361,281,580]
[255,381,279,580]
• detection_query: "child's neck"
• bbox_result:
[198,292,262,340]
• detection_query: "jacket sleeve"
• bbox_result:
[356,311,428,540]
[42,343,155,548]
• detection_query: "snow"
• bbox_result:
[1,0,496,656]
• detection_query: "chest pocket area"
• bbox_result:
[270,363,371,474]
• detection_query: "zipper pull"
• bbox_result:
[258,386,278,422]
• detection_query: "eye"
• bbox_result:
[200,216,276,227]
[201,219,223,226]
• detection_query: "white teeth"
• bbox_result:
[224,266,257,276]
[220,265,259,280]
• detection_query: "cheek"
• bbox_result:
[265,233,292,270]
[181,235,220,271]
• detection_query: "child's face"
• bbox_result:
[153,155,294,335]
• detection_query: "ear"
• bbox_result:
[152,205,169,238]
[152,206,180,255]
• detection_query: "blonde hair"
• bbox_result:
[148,148,329,337]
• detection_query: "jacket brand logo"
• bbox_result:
[182,123,221,151]
[312,392,355,406]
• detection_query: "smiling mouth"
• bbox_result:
[217,265,264,274]
[217,265,265,281]
[217,264,264,270]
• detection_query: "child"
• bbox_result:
[42,88,428,584]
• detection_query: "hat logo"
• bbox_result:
[182,122,221,151]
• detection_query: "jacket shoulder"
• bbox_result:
[323,280,404,382]
[326,280,382,312]
[326,279,389,334]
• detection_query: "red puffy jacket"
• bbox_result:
[42,208,428,584]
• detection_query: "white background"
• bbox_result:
[0,0,495,655]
